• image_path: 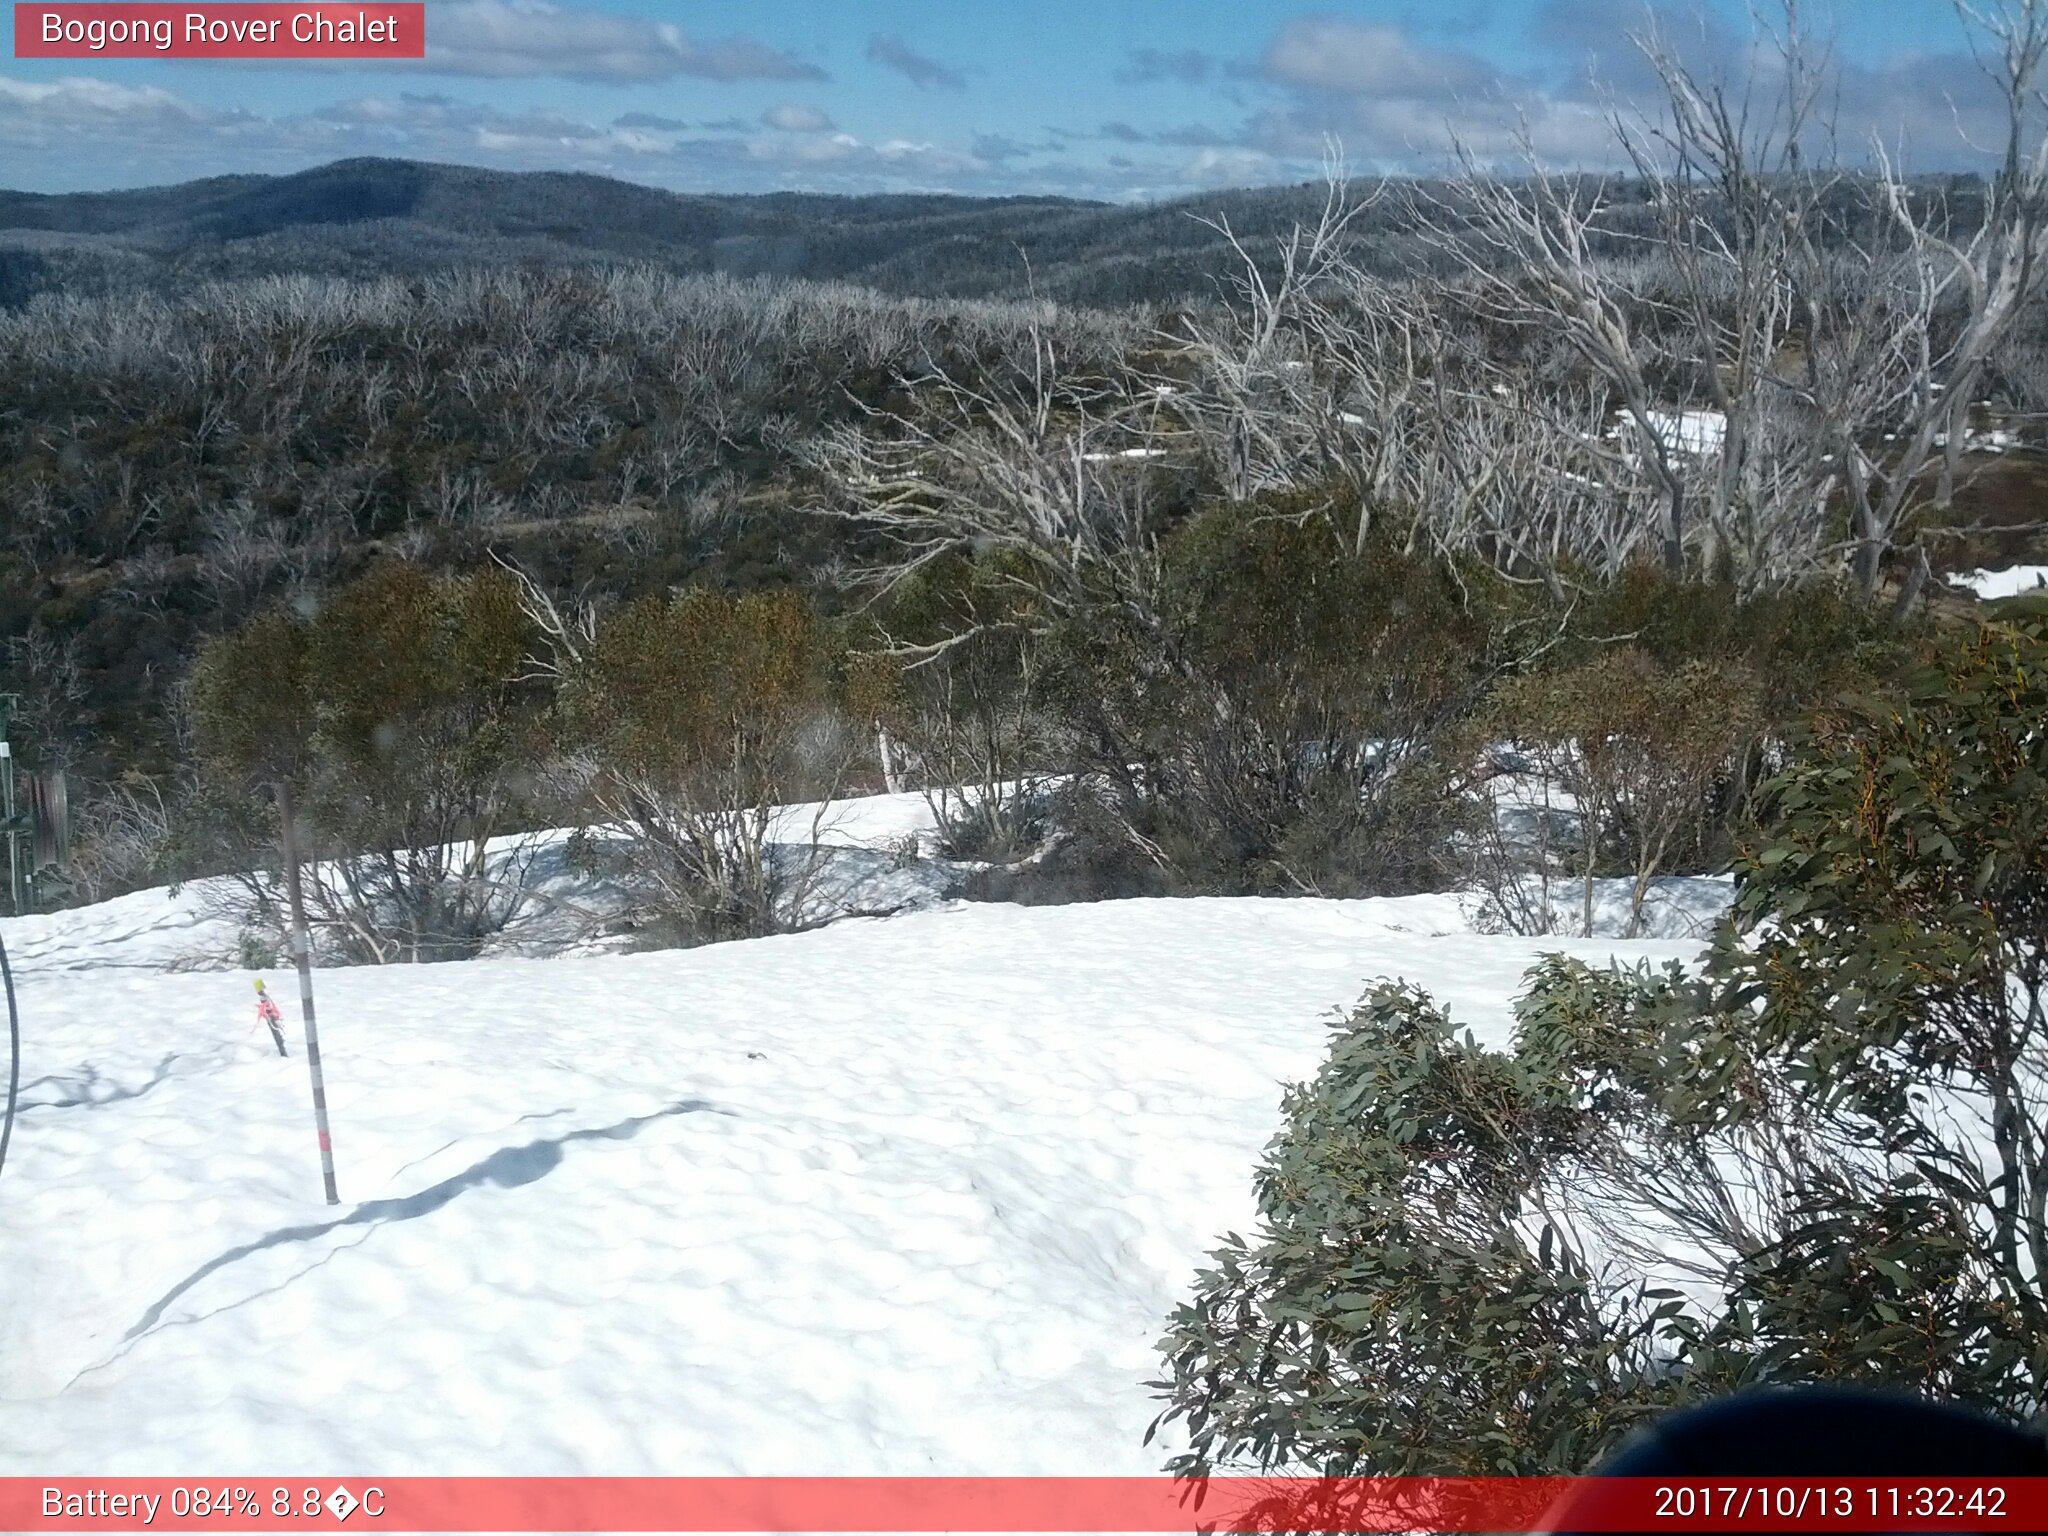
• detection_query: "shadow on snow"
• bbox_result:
[115,1098,727,1347]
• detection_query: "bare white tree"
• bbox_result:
[806,311,1163,646]
[1414,0,2048,602]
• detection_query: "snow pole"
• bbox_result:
[0,918,18,1192]
[253,978,287,1057]
[275,778,339,1206]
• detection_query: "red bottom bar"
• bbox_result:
[6,1476,2046,1532]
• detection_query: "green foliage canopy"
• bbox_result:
[1150,615,2048,1477]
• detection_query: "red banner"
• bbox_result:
[5,1477,2047,1532]
[13,4,424,59]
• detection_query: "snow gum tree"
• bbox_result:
[1048,499,1513,898]
[559,587,849,943]
[1151,614,2048,1479]
[862,551,1062,865]
[189,564,546,962]
[1488,648,1763,938]
[294,563,545,961]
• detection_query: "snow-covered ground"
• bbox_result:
[1954,563,2048,600]
[0,794,1716,1476]
[0,790,968,974]
[1637,408,1727,458]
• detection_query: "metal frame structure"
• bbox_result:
[0,694,69,917]
[0,694,27,916]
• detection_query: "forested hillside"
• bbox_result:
[0,268,1148,786]
[0,156,1406,308]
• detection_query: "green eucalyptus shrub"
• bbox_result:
[188,563,547,962]
[1151,615,2048,1476]
[561,586,851,943]
[1049,499,1513,897]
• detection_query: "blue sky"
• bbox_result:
[0,1,2003,197]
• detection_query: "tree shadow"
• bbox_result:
[18,1055,182,1114]
[116,1097,727,1347]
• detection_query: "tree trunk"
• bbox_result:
[1852,529,1885,603]
[1889,543,1932,628]
[877,722,903,795]
[1628,830,1670,941]
[1582,804,1598,940]
[1661,472,1686,576]
[277,779,340,1206]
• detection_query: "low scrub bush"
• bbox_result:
[1487,648,1763,937]
[1049,501,1516,897]
[864,553,1065,866]
[1151,615,2048,1475]
[189,563,551,962]
[560,586,854,944]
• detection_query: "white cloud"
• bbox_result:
[761,104,834,134]
[429,0,824,83]
[1237,16,1597,172]
[1182,145,1285,186]
[0,74,233,126]
[874,138,985,174]
[748,130,858,164]
[1260,19,1503,100]
[1238,6,2009,176]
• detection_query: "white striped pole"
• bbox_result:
[276,779,339,1206]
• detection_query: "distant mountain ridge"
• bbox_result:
[0,156,1349,308]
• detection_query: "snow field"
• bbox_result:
[1954,564,2048,601]
[0,889,1704,1476]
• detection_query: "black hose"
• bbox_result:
[0,922,17,1188]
